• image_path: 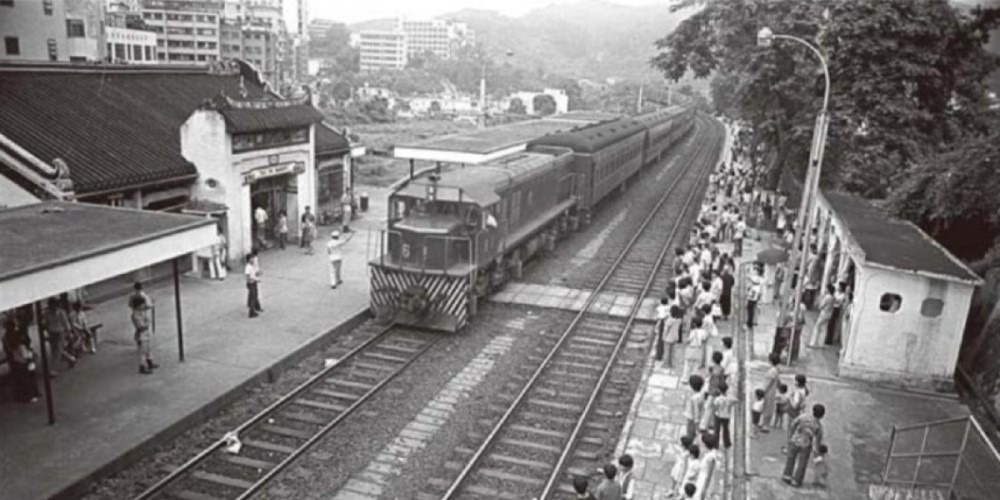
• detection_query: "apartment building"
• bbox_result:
[359,30,406,71]
[0,0,104,62]
[140,0,222,64]
[397,18,474,60]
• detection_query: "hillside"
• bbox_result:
[349,0,697,83]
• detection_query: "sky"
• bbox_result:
[285,0,667,27]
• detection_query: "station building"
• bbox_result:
[0,60,360,275]
[808,190,983,390]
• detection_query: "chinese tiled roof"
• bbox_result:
[218,98,324,134]
[823,191,981,284]
[0,63,267,196]
[315,123,351,155]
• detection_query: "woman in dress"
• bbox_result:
[759,352,782,432]
[662,305,683,369]
[683,316,709,382]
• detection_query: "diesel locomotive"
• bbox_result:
[369,106,697,331]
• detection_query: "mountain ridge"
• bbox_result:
[346,0,697,83]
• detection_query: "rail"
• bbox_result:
[133,325,440,500]
[539,117,722,499]
[438,115,723,499]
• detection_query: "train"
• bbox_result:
[369,106,698,331]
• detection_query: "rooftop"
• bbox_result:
[0,62,268,196]
[823,191,982,285]
[396,150,571,206]
[0,201,215,284]
[528,117,646,153]
[217,95,324,134]
[315,123,352,155]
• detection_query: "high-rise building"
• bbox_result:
[0,0,105,63]
[140,0,223,64]
[358,30,406,71]
[396,18,474,60]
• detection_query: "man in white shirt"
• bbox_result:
[733,217,746,257]
[254,206,269,249]
[327,230,355,288]
[244,252,262,318]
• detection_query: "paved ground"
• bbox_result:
[0,187,391,500]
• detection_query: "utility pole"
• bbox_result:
[478,61,487,129]
[636,85,644,114]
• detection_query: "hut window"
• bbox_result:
[920,298,944,318]
[879,293,902,313]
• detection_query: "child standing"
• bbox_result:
[773,383,790,430]
[751,388,765,438]
[812,444,829,488]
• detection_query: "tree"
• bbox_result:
[508,97,527,115]
[533,94,558,116]
[889,117,1000,261]
[652,0,1000,201]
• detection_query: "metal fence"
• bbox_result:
[881,415,1000,499]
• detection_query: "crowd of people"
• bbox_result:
[1,281,162,402]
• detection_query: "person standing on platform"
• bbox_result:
[746,276,761,330]
[617,455,635,500]
[301,206,316,255]
[129,283,157,374]
[810,285,835,348]
[733,216,746,257]
[828,283,847,345]
[760,352,782,431]
[300,206,313,249]
[214,230,228,279]
[245,252,263,318]
[70,301,96,354]
[277,210,289,250]
[595,463,623,500]
[341,188,354,233]
[3,314,40,403]
[254,206,269,250]
[720,265,735,321]
[327,230,355,289]
[43,296,75,373]
[783,404,826,487]
[573,476,598,500]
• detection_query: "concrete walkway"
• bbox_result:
[0,187,391,500]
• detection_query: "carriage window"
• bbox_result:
[920,298,944,318]
[879,293,902,313]
[392,199,407,219]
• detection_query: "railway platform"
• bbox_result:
[0,187,390,500]
[612,229,969,500]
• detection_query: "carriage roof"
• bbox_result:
[393,149,570,207]
[527,118,648,153]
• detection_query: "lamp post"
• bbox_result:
[757,27,830,364]
[478,49,514,129]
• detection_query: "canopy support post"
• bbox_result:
[34,301,55,425]
[173,258,185,362]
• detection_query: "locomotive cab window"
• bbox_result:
[879,293,902,313]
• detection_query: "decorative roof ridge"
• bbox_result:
[223,94,310,110]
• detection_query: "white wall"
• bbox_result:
[841,265,975,387]
[0,0,68,61]
[181,110,235,250]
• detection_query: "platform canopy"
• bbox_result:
[393,115,614,165]
[0,201,217,311]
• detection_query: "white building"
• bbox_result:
[397,18,474,60]
[808,190,983,390]
[106,26,158,62]
[359,30,407,71]
[180,94,323,259]
[0,0,104,62]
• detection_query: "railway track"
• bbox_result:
[420,116,725,500]
[133,324,440,500]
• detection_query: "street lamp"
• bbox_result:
[479,49,514,129]
[756,27,831,364]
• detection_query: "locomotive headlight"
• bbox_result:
[426,185,436,199]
